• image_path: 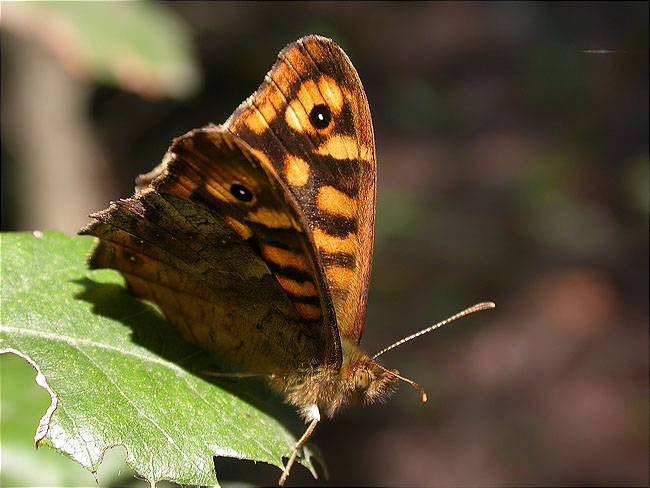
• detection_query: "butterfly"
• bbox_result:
[79,35,494,485]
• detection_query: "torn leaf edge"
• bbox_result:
[0,348,58,446]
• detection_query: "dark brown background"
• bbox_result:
[2,2,648,486]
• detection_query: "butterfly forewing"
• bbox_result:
[226,35,377,344]
[81,127,340,372]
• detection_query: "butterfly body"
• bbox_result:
[277,337,398,421]
[80,35,496,485]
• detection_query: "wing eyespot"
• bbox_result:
[309,104,332,130]
[230,183,254,202]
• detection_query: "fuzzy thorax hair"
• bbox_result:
[268,338,399,421]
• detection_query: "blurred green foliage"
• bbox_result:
[2,2,199,98]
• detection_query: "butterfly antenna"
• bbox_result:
[372,301,496,360]
[376,363,429,403]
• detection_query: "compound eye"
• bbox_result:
[354,368,371,390]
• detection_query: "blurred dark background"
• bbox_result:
[2,2,648,486]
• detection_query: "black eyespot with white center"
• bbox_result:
[309,104,331,130]
[230,183,253,202]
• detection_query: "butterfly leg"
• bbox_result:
[278,405,320,486]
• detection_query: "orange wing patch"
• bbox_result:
[327,265,356,290]
[276,276,318,297]
[246,108,271,135]
[247,206,297,229]
[224,216,253,240]
[261,243,310,272]
[257,93,279,126]
[313,228,357,255]
[316,186,357,219]
[317,75,345,113]
[285,100,313,133]
[316,136,358,160]
[285,155,310,187]
[294,79,330,120]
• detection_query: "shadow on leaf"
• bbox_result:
[72,276,323,480]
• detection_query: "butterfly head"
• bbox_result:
[291,340,424,420]
[283,303,496,421]
[334,302,499,414]
[344,346,402,407]
[346,353,428,408]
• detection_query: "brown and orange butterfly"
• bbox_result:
[80,35,494,485]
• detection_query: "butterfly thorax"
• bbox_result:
[274,338,399,420]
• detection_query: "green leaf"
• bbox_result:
[1,352,128,487]
[3,3,200,98]
[0,231,320,486]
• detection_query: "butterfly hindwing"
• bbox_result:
[226,35,377,344]
[81,127,340,373]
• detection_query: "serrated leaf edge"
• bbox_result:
[0,340,296,485]
[2,326,283,462]
[1,347,108,484]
